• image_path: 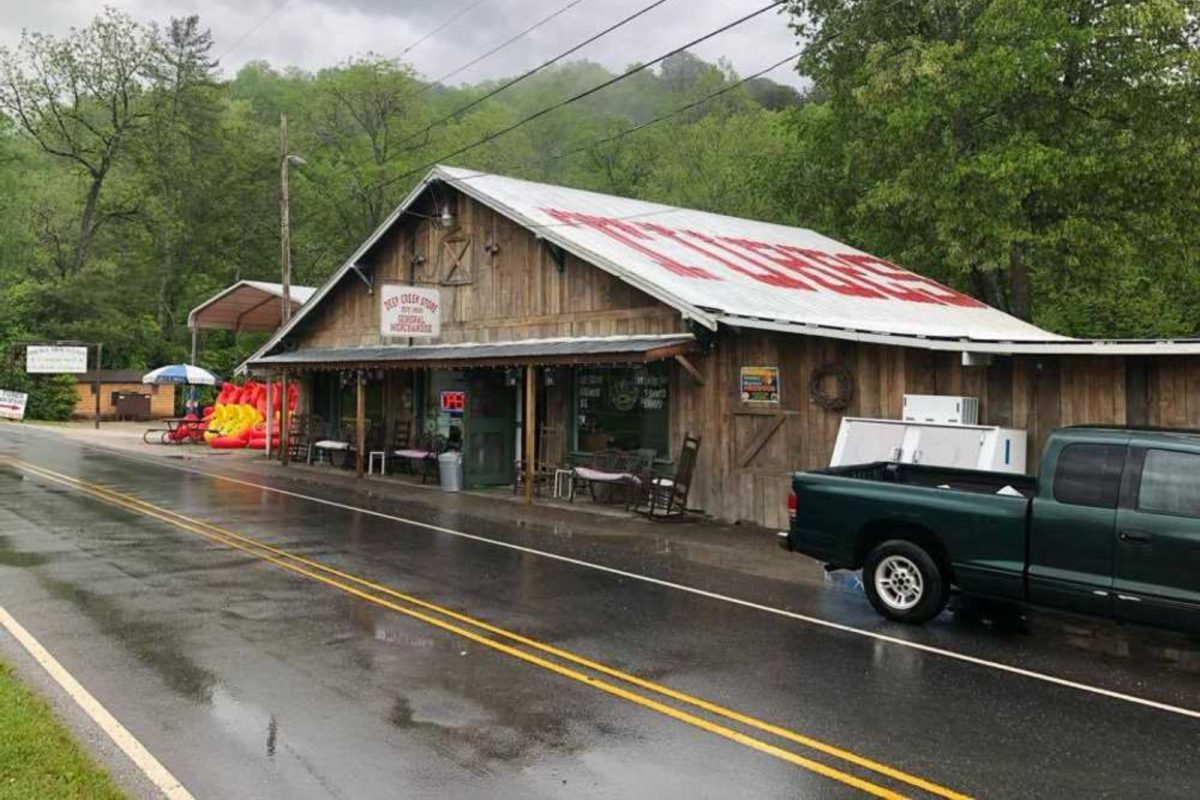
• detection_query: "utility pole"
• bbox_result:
[279,112,292,324]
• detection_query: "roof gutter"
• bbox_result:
[716,315,1200,355]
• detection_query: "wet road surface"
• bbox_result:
[1,425,1198,799]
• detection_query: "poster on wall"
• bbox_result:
[0,389,28,420]
[26,345,88,374]
[740,366,780,404]
[380,284,441,338]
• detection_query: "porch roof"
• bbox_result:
[245,333,697,371]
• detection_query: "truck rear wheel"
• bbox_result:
[863,540,948,624]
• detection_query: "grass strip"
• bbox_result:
[0,661,125,800]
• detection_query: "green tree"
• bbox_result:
[0,8,163,277]
[782,0,1200,335]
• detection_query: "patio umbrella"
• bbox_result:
[142,364,218,386]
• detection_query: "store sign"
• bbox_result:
[380,284,441,338]
[542,208,985,308]
[740,366,780,404]
[26,345,88,374]
[0,389,28,420]
[440,390,466,417]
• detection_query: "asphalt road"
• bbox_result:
[1,425,1198,799]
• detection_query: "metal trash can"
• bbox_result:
[438,450,463,492]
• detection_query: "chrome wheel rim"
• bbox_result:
[874,555,924,611]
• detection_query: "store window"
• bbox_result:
[574,363,669,457]
[338,372,384,428]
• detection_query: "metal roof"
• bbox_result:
[243,166,1200,364]
[247,334,697,371]
[188,280,317,332]
[430,166,1064,343]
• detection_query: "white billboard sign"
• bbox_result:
[0,389,28,420]
[27,345,88,374]
[380,285,441,339]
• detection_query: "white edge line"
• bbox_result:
[0,606,195,800]
[8,425,1200,721]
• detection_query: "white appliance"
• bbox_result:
[902,394,979,425]
[831,417,1028,474]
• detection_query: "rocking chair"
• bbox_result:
[635,434,701,521]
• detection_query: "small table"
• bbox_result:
[143,417,204,445]
[368,451,387,475]
[553,468,573,499]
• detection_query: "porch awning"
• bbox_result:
[246,334,698,371]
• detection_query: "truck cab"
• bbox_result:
[1034,427,1200,630]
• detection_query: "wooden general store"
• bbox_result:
[243,166,1200,529]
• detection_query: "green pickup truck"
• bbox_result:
[779,426,1200,631]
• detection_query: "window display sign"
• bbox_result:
[740,366,780,404]
[440,390,466,417]
[26,345,88,374]
[0,389,27,420]
[380,284,441,338]
[575,364,669,455]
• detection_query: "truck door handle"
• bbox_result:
[1119,529,1152,544]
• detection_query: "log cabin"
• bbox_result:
[242,166,1200,529]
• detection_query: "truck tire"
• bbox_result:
[863,539,949,624]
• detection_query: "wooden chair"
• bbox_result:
[635,434,701,521]
[513,425,566,497]
[624,448,658,509]
[287,414,320,464]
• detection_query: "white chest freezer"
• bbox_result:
[830,417,1028,474]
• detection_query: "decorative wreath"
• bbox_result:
[809,363,854,411]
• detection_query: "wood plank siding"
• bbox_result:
[283,187,1200,530]
[74,383,175,419]
[675,333,1200,529]
[294,193,686,350]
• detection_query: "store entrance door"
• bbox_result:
[464,371,516,486]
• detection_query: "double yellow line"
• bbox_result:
[11,459,969,800]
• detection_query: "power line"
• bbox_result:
[544,50,800,164]
[418,51,799,227]
[399,0,490,58]
[380,0,786,189]
[217,0,295,62]
[395,0,678,151]
[421,0,590,93]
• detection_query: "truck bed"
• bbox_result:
[789,462,1034,599]
[813,462,1037,498]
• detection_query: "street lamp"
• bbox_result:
[279,115,306,326]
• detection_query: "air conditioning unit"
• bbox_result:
[902,394,979,425]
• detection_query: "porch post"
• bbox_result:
[280,369,290,466]
[93,342,102,430]
[524,365,536,505]
[355,369,365,478]
[264,377,273,459]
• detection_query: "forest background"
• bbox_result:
[0,1,1196,389]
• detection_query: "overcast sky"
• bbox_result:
[0,0,804,88]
